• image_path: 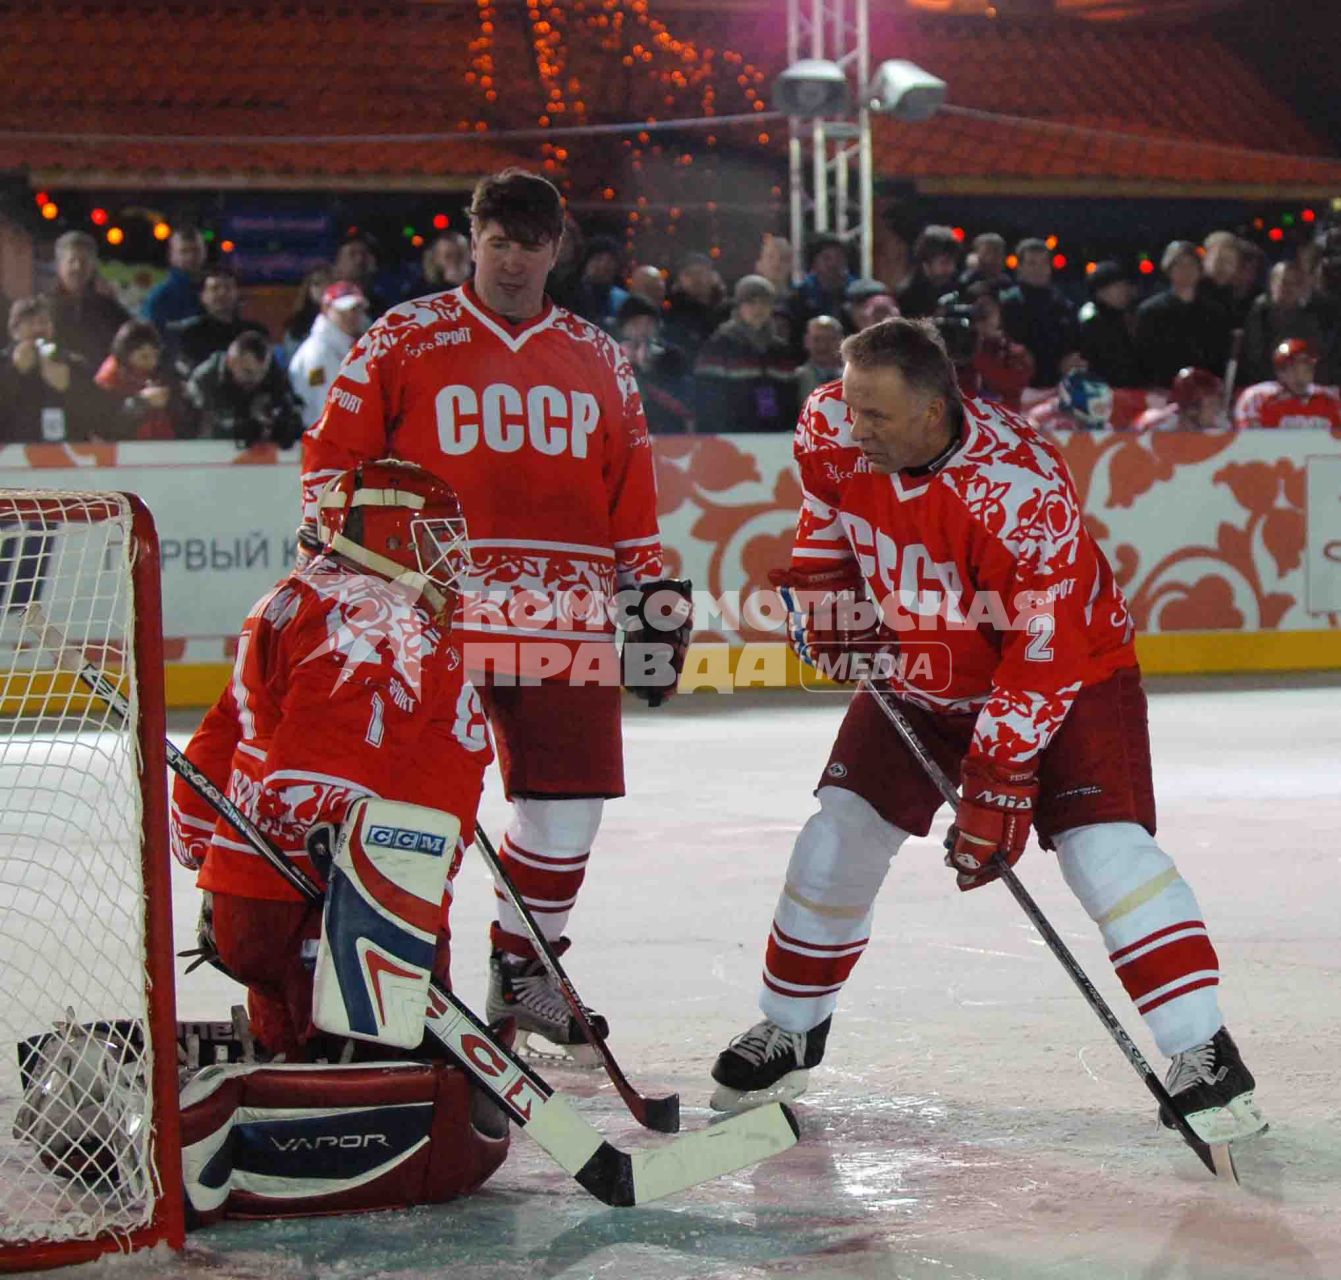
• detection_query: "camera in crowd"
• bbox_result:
[932,304,978,367]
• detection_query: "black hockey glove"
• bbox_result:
[178,891,243,981]
[619,578,693,708]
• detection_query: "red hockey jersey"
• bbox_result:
[1232,380,1341,430]
[792,382,1136,769]
[301,283,665,681]
[171,557,493,901]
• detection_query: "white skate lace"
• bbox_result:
[507,966,596,1029]
[729,1020,805,1067]
[1165,1039,1218,1094]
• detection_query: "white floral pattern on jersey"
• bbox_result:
[793,384,865,564]
[297,560,449,703]
[789,390,1137,770]
[461,545,618,636]
[971,682,1083,764]
[550,309,650,449]
[334,291,468,387]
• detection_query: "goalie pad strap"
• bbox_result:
[179,1059,508,1223]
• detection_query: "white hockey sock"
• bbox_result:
[760,787,908,1031]
[1055,822,1223,1056]
[492,797,604,952]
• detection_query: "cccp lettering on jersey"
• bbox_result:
[435,383,600,459]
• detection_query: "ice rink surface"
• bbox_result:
[49,678,1341,1279]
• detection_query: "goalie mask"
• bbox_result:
[317,460,471,619]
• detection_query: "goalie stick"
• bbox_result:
[23,604,798,1207]
[474,826,681,1133]
[859,680,1237,1184]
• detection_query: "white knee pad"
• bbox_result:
[783,787,909,915]
[510,796,604,854]
[1054,822,1178,924]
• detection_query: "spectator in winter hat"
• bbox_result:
[695,275,798,433]
[1077,260,1141,388]
[572,235,629,330]
[665,252,728,359]
[896,225,962,319]
[288,282,369,429]
[1134,241,1231,387]
[844,278,899,333]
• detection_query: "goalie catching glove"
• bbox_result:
[620,578,693,707]
[944,757,1038,892]
[771,565,897,683]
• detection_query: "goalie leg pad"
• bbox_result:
[179,1059,509,1224]
[313,799,462,1050]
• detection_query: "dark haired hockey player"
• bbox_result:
[301,167,691,1059]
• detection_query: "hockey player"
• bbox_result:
[1025,368,1114,433]
[299,168,691,1057]
[1233,338,1341,430]
[709,319,1266,1150]
[168,458,508,1216]
[171,459,491,1059]
[1134,367,1229,432]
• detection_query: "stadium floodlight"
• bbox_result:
[866,59,946,122]
[772,58,851,119]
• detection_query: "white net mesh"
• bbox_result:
[0,493,163,1250]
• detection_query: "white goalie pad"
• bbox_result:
[312,799,460,1049]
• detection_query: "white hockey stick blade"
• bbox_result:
[627,1105,800,1204]
[421,989,798,1205]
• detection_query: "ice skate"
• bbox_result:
[1159,1026,1267,1144]
[709,1016,831,1113]
[486,950,607,1065]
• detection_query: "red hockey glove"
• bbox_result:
[621,578,693,708]
[944,757,1038,892]
[769,565,896,683]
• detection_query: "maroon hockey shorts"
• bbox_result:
[211,895,453,1059]
[820,665,1156,847]
[478,680,625,799]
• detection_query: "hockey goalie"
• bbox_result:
[167,459,509,1222]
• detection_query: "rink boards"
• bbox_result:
[0,427,1336,705]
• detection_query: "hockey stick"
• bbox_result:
[474,826,681,1133]
[22,604,798,1206]
[858,679,1234,1182]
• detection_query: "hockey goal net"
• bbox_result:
[0,491,183,1272]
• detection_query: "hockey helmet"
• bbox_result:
[1272,337,1316,370]
[1171,366,1223,410]
[1058,370,1114,429]
[317,459,470,616]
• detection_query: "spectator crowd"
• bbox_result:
[6,212,1341,446]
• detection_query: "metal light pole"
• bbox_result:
[785,0,872,279]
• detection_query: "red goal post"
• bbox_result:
[0,491,183,1271]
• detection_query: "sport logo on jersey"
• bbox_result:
[366,825,447,857]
